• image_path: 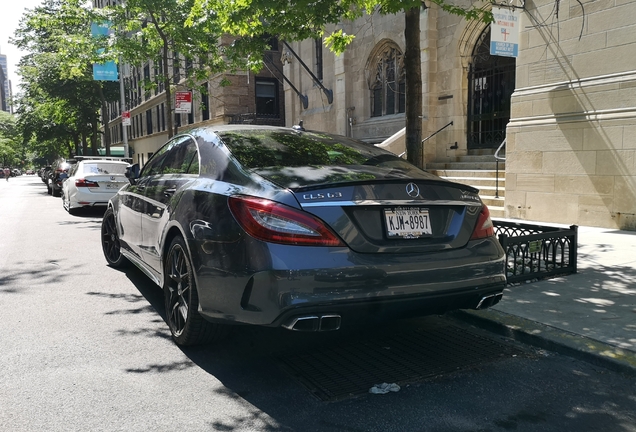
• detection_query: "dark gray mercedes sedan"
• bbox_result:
[101,125,506,346]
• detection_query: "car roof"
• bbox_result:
[186,124,295,137]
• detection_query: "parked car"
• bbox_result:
[26,169,35,175]
[62,159,130,214]
[48,159,76,196]
[101,125,506,346]
[40,166,52,184]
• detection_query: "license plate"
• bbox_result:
[384,207,432,238]
[105,183,118,189]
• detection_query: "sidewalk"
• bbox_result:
[454,222,636,375]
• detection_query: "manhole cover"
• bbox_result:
[278,321,527,401]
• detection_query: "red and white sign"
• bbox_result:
[121,111,131,126]
[175,91,192,114]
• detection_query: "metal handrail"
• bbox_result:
[495,138,506,161]
[420,121,453,168]
[282,41,333,104]
[494,139,506,198]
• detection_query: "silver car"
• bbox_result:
[101,125,506,346]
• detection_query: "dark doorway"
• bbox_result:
[467,28,516,149]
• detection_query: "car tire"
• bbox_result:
[101,207,128,268]
[164,236,228,346]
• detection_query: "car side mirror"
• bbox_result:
[125,164,140,185]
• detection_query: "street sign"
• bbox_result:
[490,7,520,58]
[122,111,131,126]
[175,91,192,114]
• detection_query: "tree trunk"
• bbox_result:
[149,10,175,139]
[91,119,98,155]
[405,5,424,169]
[72,133,80,156]
[81,132,88,156]
[162,44,176,138]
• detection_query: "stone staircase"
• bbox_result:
[426,152,506,218]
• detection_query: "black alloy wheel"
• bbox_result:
[164,236,227,346]
[101,207,128,268]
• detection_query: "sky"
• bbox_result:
[0,0,47,93]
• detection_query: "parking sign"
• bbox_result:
[175,91,192,114]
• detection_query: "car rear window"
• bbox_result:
[218,130,418,169]
[82,163,128,175]
[217,129,437,187]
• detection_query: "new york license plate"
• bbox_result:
[384,207,432,238]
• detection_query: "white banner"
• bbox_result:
[490,7,520,58]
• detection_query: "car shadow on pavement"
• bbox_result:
[105,263,636,432]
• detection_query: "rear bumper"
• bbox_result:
[194,236,507,327]
[269,283,505,330]
[68,189,118,208]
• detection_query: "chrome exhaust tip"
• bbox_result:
[282,316,319,331]
[319,314,341,331]
[476,293,503,310]
[282,314,342,331]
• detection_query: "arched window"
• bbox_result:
[368,43,405,117]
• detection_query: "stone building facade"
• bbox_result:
[282,0,636,230]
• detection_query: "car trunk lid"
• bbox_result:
[252,166,483,254]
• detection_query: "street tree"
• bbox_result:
[12,0,120,157]
[106,0,233,138]
[189,0,492,168]
[0,111,22,167]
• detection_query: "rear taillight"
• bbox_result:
[75,179,99,188]
[228,196,344,247]
[470,205,495,240]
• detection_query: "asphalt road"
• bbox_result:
[1,174,635,432]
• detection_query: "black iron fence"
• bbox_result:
[493,220,578,285]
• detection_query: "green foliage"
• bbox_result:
[324,30,356,56]
[11,0,120,160]
[0,111,21,166]
[190,0,493,56]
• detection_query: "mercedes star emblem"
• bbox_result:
[406,182,420,198]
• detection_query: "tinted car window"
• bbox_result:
[218,129,432,186]
[141,136,187,177]
[161,138,199,175]
[219,130,379,168]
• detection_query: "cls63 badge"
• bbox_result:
[303,192,343,200]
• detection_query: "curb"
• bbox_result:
[449,309,636,377]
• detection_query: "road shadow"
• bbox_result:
[0,259,71,293]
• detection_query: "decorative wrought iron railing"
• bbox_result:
[493,220,578,285]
